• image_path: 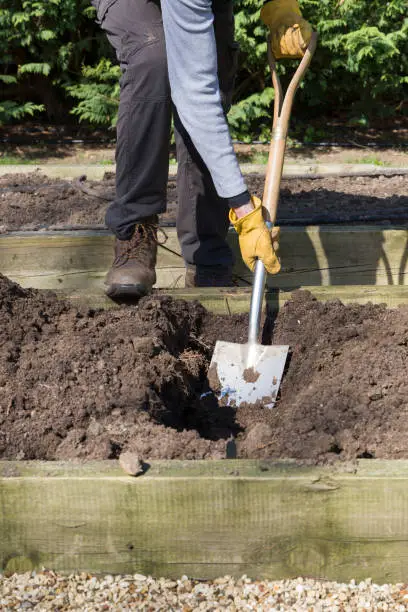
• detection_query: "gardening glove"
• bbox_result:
[229,196,281,274]
[261,0,313,59]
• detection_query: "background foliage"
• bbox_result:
[1,0,407,139]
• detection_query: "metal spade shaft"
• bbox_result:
[248,32,318,349]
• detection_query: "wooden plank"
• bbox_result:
[1,459,408,581]
[2,226,408,291]
[0,231,186,291]
[235,225,408,288]
[56,286,408,313]
[2,162,405,180]
[66,287,256,313]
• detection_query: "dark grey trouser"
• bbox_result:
[100,0,238,267]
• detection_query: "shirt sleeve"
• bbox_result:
[160,0,248,200]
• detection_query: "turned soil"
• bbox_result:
[0,172,407,232]
[1,273,408,463]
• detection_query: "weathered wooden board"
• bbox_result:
[1,460,408,581]
[58,286,408,313]
[2,162,405,180]
[2,226,408,291]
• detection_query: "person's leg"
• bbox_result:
[175,0,239,287]
[100,0,171,297]
[102,0,171,238]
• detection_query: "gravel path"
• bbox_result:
[1,572,408,610]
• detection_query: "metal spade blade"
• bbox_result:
[208,339,288,409]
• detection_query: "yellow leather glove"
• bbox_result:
[229,196,281,274]
[261,0,313,59]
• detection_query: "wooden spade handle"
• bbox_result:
[248,33,318,346]
[262,32,318,224]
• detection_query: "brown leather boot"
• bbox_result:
[105,216,160,298]
[185,265,234,288]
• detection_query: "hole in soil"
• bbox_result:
[281,349,293,378]
[328,443,343,455]
[184,393,242,442]
[262,303,279,345]
[108,441,122,459]
[357,450,375,459]
[226,439,237,459]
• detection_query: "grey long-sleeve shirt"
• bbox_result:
[161,0,248,202]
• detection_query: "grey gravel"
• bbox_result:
[1,572,408,610]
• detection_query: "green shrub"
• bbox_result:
[0,100,44,126]
[230,0,407,140]
[0,0,107,121]
[1,0,407,138]
[67,59,120,125]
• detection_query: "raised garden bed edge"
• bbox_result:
[1,459,408,582]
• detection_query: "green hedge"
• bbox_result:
[1,0,407,139]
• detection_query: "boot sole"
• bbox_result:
[105,283,150,300]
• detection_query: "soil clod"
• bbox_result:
[119,452,144,476]
[243,367,260,383]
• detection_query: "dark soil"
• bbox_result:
[241,292,408,462]
[0,274,245,461]
[1,273,408,463]
[0,172,407,232]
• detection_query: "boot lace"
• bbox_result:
[114,221,168,267]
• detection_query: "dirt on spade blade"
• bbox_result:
[1,273,408,463]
